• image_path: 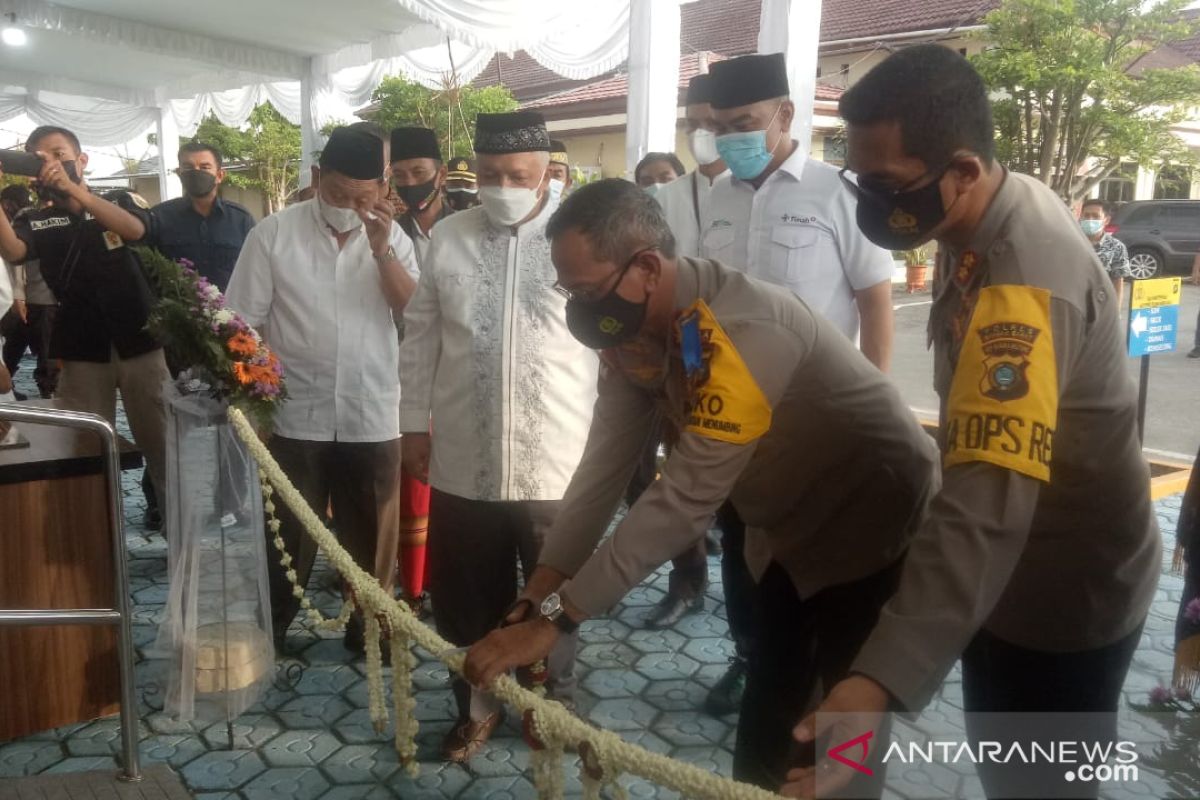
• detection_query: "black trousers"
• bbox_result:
[267,437,401,636]
[734,560,901,793]
[962,623,1145,799]
[427,488,578,722]
[717,502,756,658]
[1,304,58,397]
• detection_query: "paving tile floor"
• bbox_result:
[1,363,1197,798]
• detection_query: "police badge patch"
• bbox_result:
[978,321,1040,401]
[943,284,1058,483]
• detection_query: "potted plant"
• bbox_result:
[903,244,933,293]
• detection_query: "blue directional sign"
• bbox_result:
[1127,304,1178,357]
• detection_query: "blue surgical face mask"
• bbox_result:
[1080,219,1105,237]
[716,104,784,181]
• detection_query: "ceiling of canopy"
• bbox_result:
[0,0,634,142]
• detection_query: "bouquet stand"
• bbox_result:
[151,381,275,739]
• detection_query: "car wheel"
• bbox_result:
[1127,249,1162,280]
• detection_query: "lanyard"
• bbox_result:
[690,172,701,231]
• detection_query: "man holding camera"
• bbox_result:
[0,125,169,508]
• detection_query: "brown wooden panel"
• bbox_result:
[0,414,142,486]
[0,474,120,742]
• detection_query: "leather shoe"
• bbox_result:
[441,711,504,763]
[704,657,747,717]
[644,591,704,629]
[1188,347,1200,359]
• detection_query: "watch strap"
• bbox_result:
[551,611,578,635]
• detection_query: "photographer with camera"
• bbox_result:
[0,126,169,517]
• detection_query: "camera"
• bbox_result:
[0,149,44,178]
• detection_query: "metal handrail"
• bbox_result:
[0,403,141,782]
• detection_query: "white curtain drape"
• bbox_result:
[758,0,823,163]
[0,91,158,146]
[2,1,637,151]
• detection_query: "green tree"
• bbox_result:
[368,76,518,160]
[193,104,301,213]
[972,0,1200,203]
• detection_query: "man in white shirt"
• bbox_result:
[705,52,895,371]
[690,53,897,719]
[399,111,598,764]
[225,127,420,653]
[656,74,730,259]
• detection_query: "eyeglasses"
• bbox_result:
[839,161,955,202]
[553,247,654,303]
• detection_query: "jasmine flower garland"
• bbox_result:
[230,408,777,800]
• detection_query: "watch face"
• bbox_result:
[540,593,561,617]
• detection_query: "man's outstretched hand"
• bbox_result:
[463,618,560,689]
[782,675,891,798]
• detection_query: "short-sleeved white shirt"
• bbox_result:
[701,146,894,340]
[225,199,418,443]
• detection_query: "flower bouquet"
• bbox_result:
[135,246,285,430]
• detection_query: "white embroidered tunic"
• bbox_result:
[398,200,599,502]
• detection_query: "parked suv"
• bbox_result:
[1108,199,1200,278]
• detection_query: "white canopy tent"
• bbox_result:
[0,0,819,197]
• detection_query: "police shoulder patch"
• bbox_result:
[681,301,772,446]
[943,284,1057,482]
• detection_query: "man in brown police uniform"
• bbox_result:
[789,46,1160,800]
[462,178,939,791]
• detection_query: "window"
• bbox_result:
[1098,163,1137,204]
[822,136,846,166]
[1121,205,1160,226]
[1154,166,1192,200]
[958,47,968,56]
[840,63,850,75]
[1164,204,1200,227]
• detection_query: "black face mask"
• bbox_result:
[446,188,478,211]
[179,169,217,198]
[36,160,80,205]
[843,165,950,251]
[564,251,650,350]
[393,179,439,214]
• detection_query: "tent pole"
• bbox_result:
[625,0,681,179]
[155,104,181,202]
[300,61,320,189]
[758,0,823,163]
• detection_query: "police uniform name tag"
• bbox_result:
[102,230,124,250]
[944,285,1057,482]
[679,300,771,445]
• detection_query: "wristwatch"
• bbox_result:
[374,245,396,263]
[539,592,579,634]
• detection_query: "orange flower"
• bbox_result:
[227,332,258,357]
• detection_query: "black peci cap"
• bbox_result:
[709,53,790,110]
[319,127,385,180]
[390,127,442,163]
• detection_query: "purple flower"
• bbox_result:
[177,257,195,269]
[1185,598,1200,625]
[1150,686,1173,705]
